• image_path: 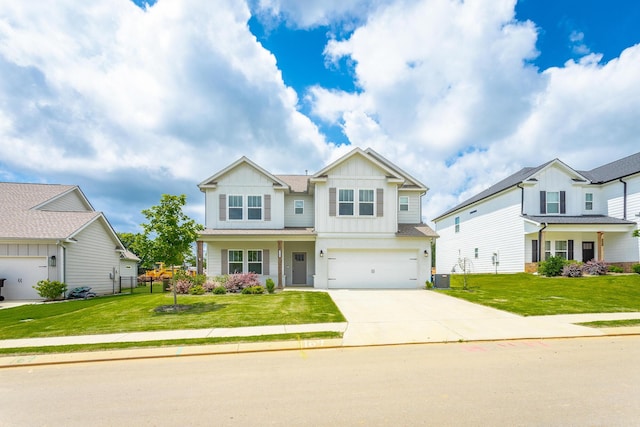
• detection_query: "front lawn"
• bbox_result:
[440,273,640,316]
[0,290,346,340]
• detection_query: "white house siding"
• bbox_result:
[64,220,121,295]
[436,189,523,274]
[314,235,431,289]
[283,195,314,227]
[0,243,59,282]
[205,241,279,285]
[397,190,423,224]
[40,190,91,212]
[204,163,285,229]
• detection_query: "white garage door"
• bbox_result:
[0,257,48,300]
[327,249,418,289]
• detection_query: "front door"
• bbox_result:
[582,241,595,262]
[292,252,307,285]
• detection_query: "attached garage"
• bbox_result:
[327,249,419,289]
[0,257,48,300]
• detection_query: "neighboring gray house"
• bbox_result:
[197,147,437,289]
[433,152,640,274]
[0,183,135,300]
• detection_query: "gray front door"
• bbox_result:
[582,241,595,262]
[292,252,307,285]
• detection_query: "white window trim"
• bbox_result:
[228,195,243,221]
[247,195,263,221]
[399,196,409,212]
[454,216,460,233]
[294,200,304,215]
[338,189,355,216]
[546,191,560,214]
[585,193,593,211]
[247,249,263,274]
[228,249,243,273]
[358,189,375,216]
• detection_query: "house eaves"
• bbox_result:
[198,156,291,191]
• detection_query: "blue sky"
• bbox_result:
[2,0,640,233]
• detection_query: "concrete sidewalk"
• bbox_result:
[1,290,640,368]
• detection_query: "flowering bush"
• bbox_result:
[225,273,261,293]
[562,263,583,278]
[202,281,219,292]
[582,259,608,276]
[174,279,193,294]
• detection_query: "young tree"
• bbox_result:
[117,232,155,270]
[141,194,204,307]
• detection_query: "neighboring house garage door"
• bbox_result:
[327,249,418,289]
[0,257,48,300]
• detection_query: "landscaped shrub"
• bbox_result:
[582,259,608,276]
[33,280,67,300]
[265,278,276,294]
[538,256,566,277]
[213,286,227,294]
[633,264,640,274]
[608,265,624,273]
[225,273,261,293]
[174,279,193,294]
[241,285,265,294]
[562,263,583,277]
[202,280,218,292]
[188,284,205,295]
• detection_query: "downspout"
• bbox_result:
[620,178,628,219]
[516,183,524,215]
[538,222,548,263]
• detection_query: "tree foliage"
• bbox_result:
[117,232,155,270]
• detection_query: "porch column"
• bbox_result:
[597,232,604,261]
[277,240,283,289]
[196,241,204,275]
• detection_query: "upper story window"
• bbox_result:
[399,196,409,212]
[294,200,304,215]
[247,250,263,274]
[359,189,374,216]
[228,195,243,220]
[585,193,593,211]
[247,195,262,220]
[454,216,460,233]
[339,189,354,216]
[546,191,560,214]
[228,249,243,273]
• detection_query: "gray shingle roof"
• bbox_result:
[396,223,439,238]
[579,151,640,183]
[275,175,309,193]
[523,215,636,225]
[0,182,101,240]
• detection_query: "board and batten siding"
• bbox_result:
[436,188,523,274]
[40,190,91,212]
[64,219,121,295]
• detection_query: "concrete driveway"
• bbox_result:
[327,289,604,346]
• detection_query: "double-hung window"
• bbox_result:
[546,192,560,214]
[339,189,354,216]
[247,250,262,274]
[294,200,304,215]
[585,193,593,211]
[228,196,243,220]
[454,216,460,233]
[359,189,374,216]
[544,241,552,260]
[228,250,243,273]
[399,196,409,212]
[247,195,262,220]
[555,241,568,259]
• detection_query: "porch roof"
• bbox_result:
[523,215,636,226]
[396,223,439,238]
[199,227,316,240]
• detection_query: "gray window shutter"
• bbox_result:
[560,191,566,214]
[376,188,384,217]
[263,250,270,275]
[539,191,546,214]
[219,194,227,221]
[264,195,271,221]
[221,249,228,274]
[532,240,539,263]
[329,187,336,216]
[568,240,574,260]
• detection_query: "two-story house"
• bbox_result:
[197,147,437,289]
[433,152,640,274]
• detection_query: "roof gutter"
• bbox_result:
[538,222,548,263]
[516,183,524,215]
[620,178,627,219]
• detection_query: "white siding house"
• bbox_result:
[433,153,640,274]
[0,183,134,300]
[198,148,437,289]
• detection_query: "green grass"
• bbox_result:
[0,331,343,356]
[0,290,346,340]
[439,273,640,316]
[577,319,640,328]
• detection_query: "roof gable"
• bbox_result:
[198,156,290,191]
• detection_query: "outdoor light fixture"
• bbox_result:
[320,250,324,257]
[423,249,429,257]
[49,255,56,267]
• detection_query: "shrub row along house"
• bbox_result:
[196,147,437,289]
[433,152,640,275]
[0,183,138,300]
